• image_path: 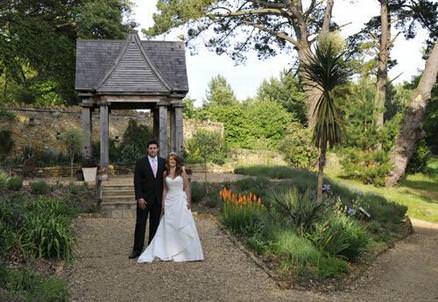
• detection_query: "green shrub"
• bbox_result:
[244,99,291,144]
[185,129,227,164]
[278,123,318,169]
[0,108,17,120]
[0,129,14,159]
[270,229,348,278]
[0,268,68,302]
[28,197,78,220]
[30,181,51,195]
[340,148,392,186]
[266,187,326,233]
[310,213,370,261]
[116,120,152,165]
[234,165,317,184]
[7,177,23,191]
[407,139,431,174]
[0,170,9,191]
[190,182,205,203]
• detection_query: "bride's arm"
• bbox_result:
[161,171,168,214]
[182,167,191,209]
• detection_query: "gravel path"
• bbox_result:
[65,215,438,302]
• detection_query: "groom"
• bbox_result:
[129,140,166,259]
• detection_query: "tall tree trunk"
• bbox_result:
[375,0,391,128]
[386,41,438,186]
[317,143,327,202]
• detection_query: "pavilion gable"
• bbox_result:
[96,34,170,94]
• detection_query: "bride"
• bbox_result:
[137,152,204,263]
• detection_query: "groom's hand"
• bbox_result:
[138,198,148,209]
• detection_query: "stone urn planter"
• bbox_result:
[81,158,98,182]
[82,167,97,182]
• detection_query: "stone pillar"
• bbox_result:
[99,103,109,180]
[158,104,168,158]
[170,107,176,152]
[173,103,184,157]
[153,107,159,140]
[80,105,93,160]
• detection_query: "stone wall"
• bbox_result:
[0,106,223,157]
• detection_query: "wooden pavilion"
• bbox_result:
[75,31,188,179]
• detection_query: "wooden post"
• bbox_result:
[80,104,93,160]
[158,104,168,158]
[174,103,184,157]
[99,103,109,180]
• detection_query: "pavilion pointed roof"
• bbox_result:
[75,32,189,97]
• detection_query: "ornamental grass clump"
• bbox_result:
[309,213,370,261]
[270,229,348,279]
[220,188,264,236]
[20,197,76,260]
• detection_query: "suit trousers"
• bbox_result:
[133,200,162,252]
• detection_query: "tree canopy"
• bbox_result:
[0,0,131,104]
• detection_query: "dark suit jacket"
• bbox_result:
[134,156,166,205]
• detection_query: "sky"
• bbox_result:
[132,0,429,104]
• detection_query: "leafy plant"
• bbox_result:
[266,187,326,233]
[300,38,350,201]
[21,214,74,260]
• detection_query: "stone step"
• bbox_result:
[102,195,136,203]
[102,188,134,195]
[100,203,136,218]
[102,183,134,188]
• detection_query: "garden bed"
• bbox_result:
[0,171,97,300]
[209,168,412,290]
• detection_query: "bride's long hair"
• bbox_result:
[165,152,183,176]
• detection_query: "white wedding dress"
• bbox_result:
[137,176,204,263]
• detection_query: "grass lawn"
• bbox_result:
[235,156,438,223]
[327,156,438,223]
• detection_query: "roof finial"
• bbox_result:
[128,21,138,33]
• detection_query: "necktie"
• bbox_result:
[152,158,157,178]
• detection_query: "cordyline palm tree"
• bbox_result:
[301,40,350,202]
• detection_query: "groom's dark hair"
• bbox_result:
[147,139,159,148]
